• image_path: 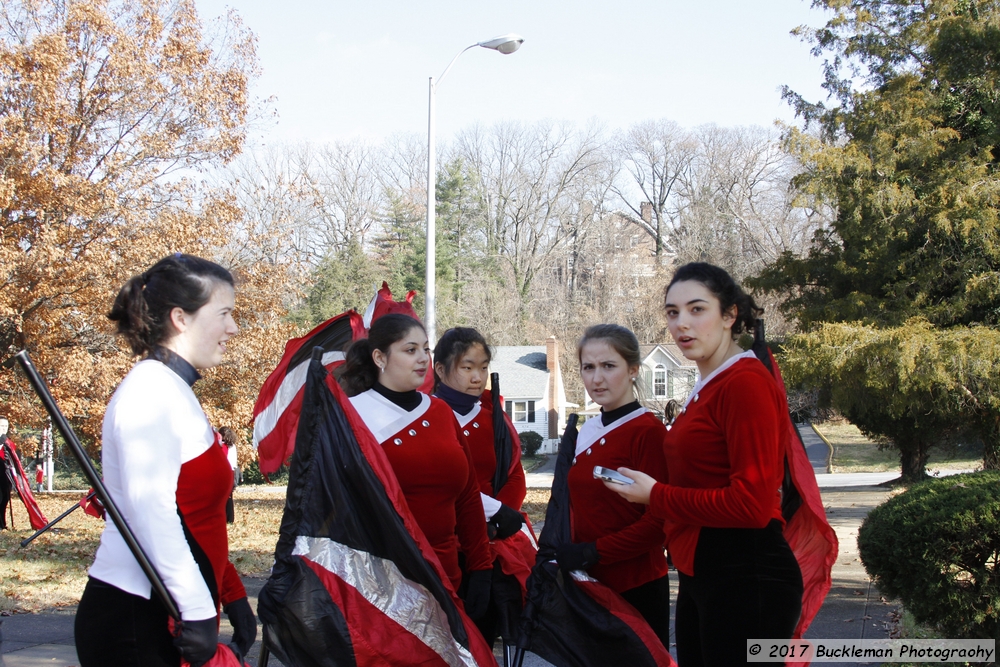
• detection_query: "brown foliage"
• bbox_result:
[0,0,293,454]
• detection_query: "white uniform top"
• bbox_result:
[88,359,217,620]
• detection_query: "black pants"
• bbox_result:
[0,468,11,530]
[75,577,180,667]
[620,574,671,649]
[675,520,803,667]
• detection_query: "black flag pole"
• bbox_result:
[14,350,181,622]
[19,491,95,548]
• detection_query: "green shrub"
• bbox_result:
[858,471,1000,640]
[242,460,289,485]
[520,431,544,457]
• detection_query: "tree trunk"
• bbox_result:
[982,420,1000,470]
[899,440,930,482]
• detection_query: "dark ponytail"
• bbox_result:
[338,313,425,396]
[432,327,492,390]
[108,254,234,356]
[665,262,762,337]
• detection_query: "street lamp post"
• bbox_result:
[425,34,523,347]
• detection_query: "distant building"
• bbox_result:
[490,337,574,453]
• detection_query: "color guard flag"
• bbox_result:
[252,311,366,475]
[253,282,432,475]
[1,436,48,530]
[256,351,497,667]
[515,415,675,667]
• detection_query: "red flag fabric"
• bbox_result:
[766,348,838,641]
[252,311,366,475]
[257,353,497,666]
[1,437,48,530]
[181,644,247,667]
[79,489,105,519]
[253,282,436,475]
[362,282,434,393]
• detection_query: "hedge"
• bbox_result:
[858,471,1000,640]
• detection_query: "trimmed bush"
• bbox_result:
[520,431,544,457]
[858,471,1000,640]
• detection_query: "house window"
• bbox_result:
[506,400,536,423]
[654,364,666,397]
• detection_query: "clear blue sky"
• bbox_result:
[194,0,834,146]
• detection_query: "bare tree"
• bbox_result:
[612,120,699,260]
[455,121,609,316]
[300,140,384,258]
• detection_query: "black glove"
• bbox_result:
[173,616,218,667]
[223,596,257,658]
[555,541,599,572]
[463,569,492,621]
[489,504,524,540]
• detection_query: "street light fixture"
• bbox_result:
[425,34,523,347]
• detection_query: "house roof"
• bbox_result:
[639,343,698,368]
[491,346,549,399]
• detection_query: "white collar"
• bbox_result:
[576,407,649,456]
[682,350,757,410]
[452,402,482,428]
[349,389,431,444]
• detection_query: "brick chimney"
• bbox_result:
[546,336,559,439]
[640,201,653,224]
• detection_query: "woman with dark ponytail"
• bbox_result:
[340,314,494,622]
[607,262,803,666]
[75,254,256,667]
[432,327,532,646]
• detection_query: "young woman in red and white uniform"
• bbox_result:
[432,327,533,644]
[558,324,671,646]
[75,254,256,667]
[339,314,493,621]
[609,262,803,667]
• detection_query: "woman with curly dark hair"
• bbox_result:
[608,262,803,667]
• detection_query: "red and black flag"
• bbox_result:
[256,350,497,667]
[253,282,433,476]
[514,415,675,667]
[252,310,366,476]
[1,436,48,530]
[750,321,837,646]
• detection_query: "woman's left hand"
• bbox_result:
[602,467,656,505]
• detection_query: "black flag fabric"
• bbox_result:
[489,373,512,496]
[257,352,497,667]
[514,415,676,667]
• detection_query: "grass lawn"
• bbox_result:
[2,483,552,614]
[1,486,286,614]
[813,420,983,475]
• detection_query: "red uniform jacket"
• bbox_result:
[456,390,527,510]
[650,357,787,577]
[567,409,669,593]
[350,390,492,589]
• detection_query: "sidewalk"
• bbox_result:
[0,480,897,667]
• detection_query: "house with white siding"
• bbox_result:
[490,336,572,454]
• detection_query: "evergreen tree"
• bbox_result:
[756,0,1000,479]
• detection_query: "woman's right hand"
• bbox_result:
[173,616,218,667]
[603,467,657,505]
